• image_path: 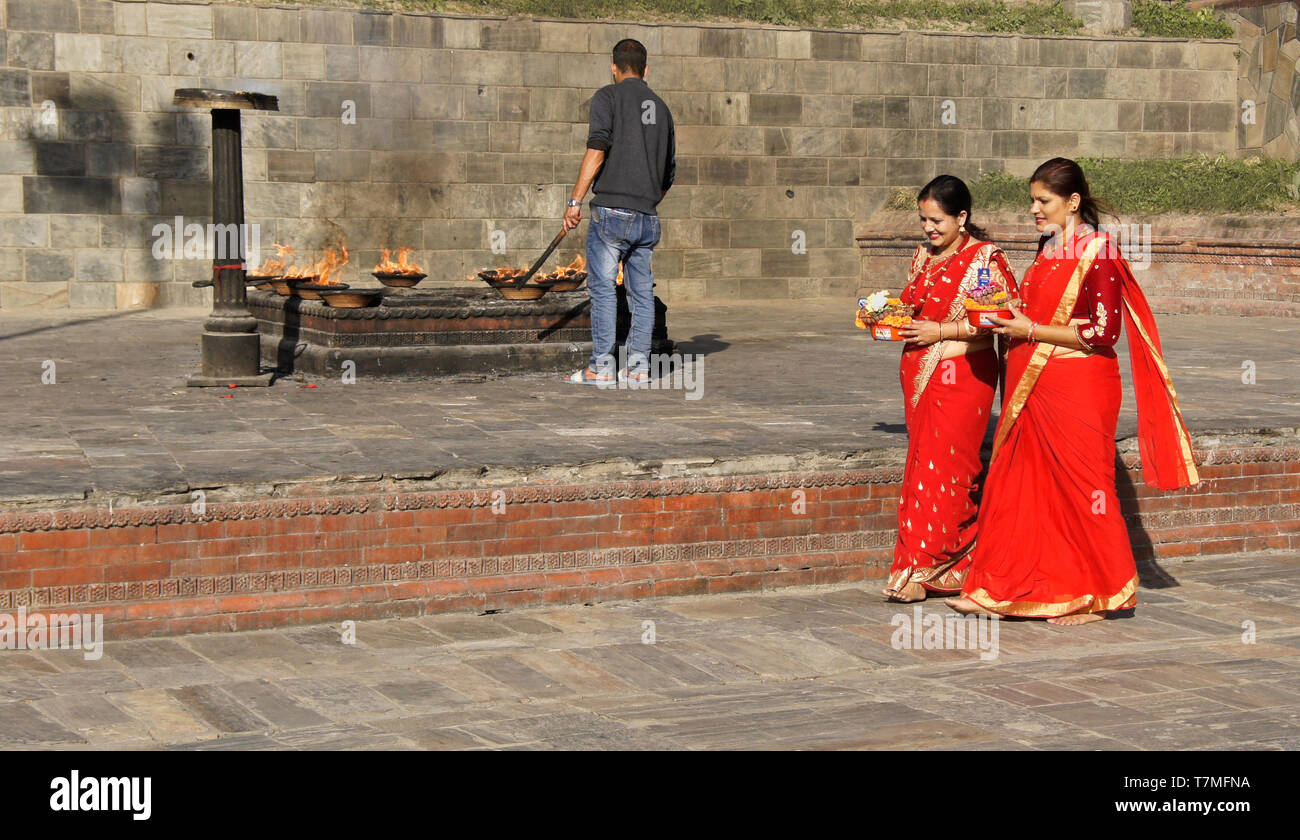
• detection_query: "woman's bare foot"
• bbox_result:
[944,596,998,616]
[883,581,927,602]
[1047,612,1105,626]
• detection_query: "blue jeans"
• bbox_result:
[586,205,660,374]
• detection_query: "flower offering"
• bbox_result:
[962,268,1018,327]
[857,290,912,341]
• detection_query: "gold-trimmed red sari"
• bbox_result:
[961,229,1199,617]
[887,237,1016,596]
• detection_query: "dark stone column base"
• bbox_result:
[189,331,268,385]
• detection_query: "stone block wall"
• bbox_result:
[0,0,1240,310]
[1232,1,1300,159]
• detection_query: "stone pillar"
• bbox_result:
[174,89,279,386]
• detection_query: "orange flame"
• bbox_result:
[280,243,349,284]
[251,243,294,277]
[472,252,589,285]
[282,258,313,280]
[375,247,424,276]
[315,244,349,286]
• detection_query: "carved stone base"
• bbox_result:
[249,287,672,379]
[190,330,266,384]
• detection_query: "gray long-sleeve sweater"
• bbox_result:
[586,77,675,215]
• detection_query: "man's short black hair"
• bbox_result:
[612,39,647,76]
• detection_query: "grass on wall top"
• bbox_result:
[1131,0,1236,40]
[308,1,1238,39]
[886,157,1300,216]
[445,1,1083,34]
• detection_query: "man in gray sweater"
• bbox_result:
[563,39,676,386]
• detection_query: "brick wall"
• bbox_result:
[0,0,1240,310]
[0,439,1295,638]
[859,212,1300,317]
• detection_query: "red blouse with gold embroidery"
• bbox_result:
[900,239,1018,321]
[1023,255,1124,351]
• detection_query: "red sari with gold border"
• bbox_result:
[887,237,1017,596]
[960,229,1199,617]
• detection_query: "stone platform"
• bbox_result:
[2,550,1296,750]
[248,286,667,379]
[0,301,1296,637]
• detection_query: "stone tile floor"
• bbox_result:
[1,551,1295,750]
[0,303,1295,503]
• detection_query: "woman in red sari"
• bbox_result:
[883,175,1018,602]
[947,158,1199,625]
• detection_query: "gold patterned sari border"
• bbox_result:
[964,574,1139,617]
[888,542,975,595]
[887,560,967,596]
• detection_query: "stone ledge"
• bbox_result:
[0,428,1291,514]
[0,434,1293,638]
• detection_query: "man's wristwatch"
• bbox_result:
[566,199,582,207]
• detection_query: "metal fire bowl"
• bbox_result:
[496,284,549,300]
[477,275,553,296]
[373,271,427,288]
[291,281,348,301]
[545,274,587,292]
[320,289,382,308]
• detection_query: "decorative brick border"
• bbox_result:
[858,232,1300,316]
[0,445,1295,638]
[0,531,893,611]
[0,468,903,534]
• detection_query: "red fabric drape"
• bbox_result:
[887,238,1008,595]
[891,351,999,593]
[962,229,1198,616]
[962,352,1138,616]
[1111,256,1200,490]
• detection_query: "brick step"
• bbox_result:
[1,444,1295,638]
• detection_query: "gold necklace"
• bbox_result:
[916,234,969,290]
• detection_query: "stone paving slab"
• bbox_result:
[0,303,1295,504]
[0,551,1295,750]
